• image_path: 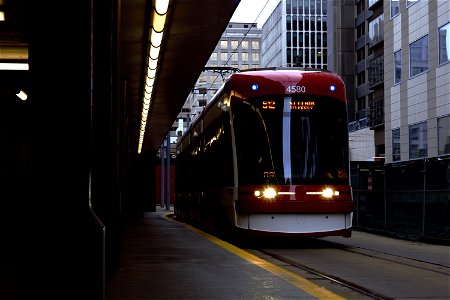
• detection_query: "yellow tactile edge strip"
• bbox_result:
[162,213,346,300]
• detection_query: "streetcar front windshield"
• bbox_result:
[232,95,349,186]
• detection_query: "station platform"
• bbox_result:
[105,206,343,300]
[105,206,450,299]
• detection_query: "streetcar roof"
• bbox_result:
[224,68,346,101]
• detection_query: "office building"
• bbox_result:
[329,0,450,163]
[178,22,262,128]
[384,0,450,163]
[261,0,328,69]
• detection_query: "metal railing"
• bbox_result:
[351,158,450,243]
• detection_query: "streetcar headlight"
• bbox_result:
[263,187,277,199]
[322,188,340,198]
[254,187,277,199]
[306,188,340,198]
[322,188,334,198]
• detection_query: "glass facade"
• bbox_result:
[285,0,327,69]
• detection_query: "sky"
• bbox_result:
[230,0,280,26]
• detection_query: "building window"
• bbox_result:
[357,48,365,62]
[390,0,400,18]
[357,97,366,112]
[252,40,259,49]
[241,52,249,61]
[241,40,249,49]
[210,52,217,61]
[231,40,239,49]
[409,122,427,159]
[220,52,228,61]
[439,22,450,65]
[357,71,366,86]
[294,16,300,31]
[438,115,450,155]
[220,40,228,49]
[368,55,384,87]
[252,53,259,61]
[356,24,365,39]
[407,0,419,7]
[392,128,401,161]
[394,50,402,84]
[409,35,428,77]
[368,14,384,47]
[369,0,380,8]
[231,52,238,61]
[357,0,365,15]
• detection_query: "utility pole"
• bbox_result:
[160,141,165,208]
[166,134,171,211]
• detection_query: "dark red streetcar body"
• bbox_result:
[175,68,353,238]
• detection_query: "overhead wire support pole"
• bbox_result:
[160,142,165,208]
[166,134,171,211]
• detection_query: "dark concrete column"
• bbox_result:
[127,152,156,214]
[91,0,124,278]
[15,1,103,298]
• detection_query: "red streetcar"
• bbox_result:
[175,68,352,238]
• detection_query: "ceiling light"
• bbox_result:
[138,0,169,153]
[0,63,29,70]
[149,45,160,60]
[150,29,163,47]
[148,57,158,70]
[155,0,169,15]
[152,10,166,32]
[16,90,28,100]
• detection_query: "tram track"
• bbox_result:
[320,240,450,277]
[253,248,392,300]
[238,235,450,300]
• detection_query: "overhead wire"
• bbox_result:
[207,0,272,91]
